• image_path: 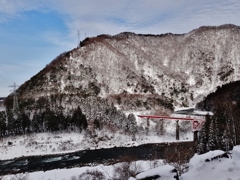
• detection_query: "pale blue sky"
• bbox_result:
[1,0,240,96]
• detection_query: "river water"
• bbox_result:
[0,141,195,175]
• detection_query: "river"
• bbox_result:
[0,141,195,175]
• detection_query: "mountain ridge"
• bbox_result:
[5,24,240,117]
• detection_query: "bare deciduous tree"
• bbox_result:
[113,158,143,180]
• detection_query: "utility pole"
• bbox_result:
[9,82,19,111]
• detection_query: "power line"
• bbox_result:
[78,30,80,43]
[0,66,14,85]
[0,66,19,98]
[0,73,10,85]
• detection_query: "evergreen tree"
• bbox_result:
[94,118,101,129]
[234,100,240,144]
[19,111,30,134]
[32,112,40,132]
[44,108,59,131]
[59,111,69,130]
[72,106,88,132]
[197,115,212,154]
[0,112,7,137]
[222,130,231,152]
[197,124,207,154]
[207,117,216,151]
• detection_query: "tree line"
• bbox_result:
[0,106,88,137]
[0,95,138,139]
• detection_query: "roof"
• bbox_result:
[174,107,213,116]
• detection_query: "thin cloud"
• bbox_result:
[47,0,240,38]
[1,0,240,35]
[0,0,47,22]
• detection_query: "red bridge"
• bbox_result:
[137,115,205,141]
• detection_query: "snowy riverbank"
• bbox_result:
[1,146,240,180]
[0,130,193,160]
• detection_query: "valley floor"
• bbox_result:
[1,146,240,180]
[0,130,193,160]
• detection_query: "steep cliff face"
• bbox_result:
[11,24,240,116]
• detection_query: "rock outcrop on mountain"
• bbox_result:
[5,24,240,121]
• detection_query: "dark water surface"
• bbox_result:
[0,141,195,175]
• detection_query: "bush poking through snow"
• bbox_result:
[135,165,178,180]
[164,144,195,175]
[77,169,106,180]
[113,160,143,180]
[6,173,29,180]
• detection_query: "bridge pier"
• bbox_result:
[176,120,179,140]
[193,131,198,143]
[160,119,164,135]
[146,118,150,135]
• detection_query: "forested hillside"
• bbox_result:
[197,81,240,153]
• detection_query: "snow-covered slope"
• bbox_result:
[15,24,240,109]
[181,146,240,180]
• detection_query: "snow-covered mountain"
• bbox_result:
[5,24,240,118]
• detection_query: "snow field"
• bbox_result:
[0,129,193,160]
[181,145,240,180]
[2,160,164,180]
